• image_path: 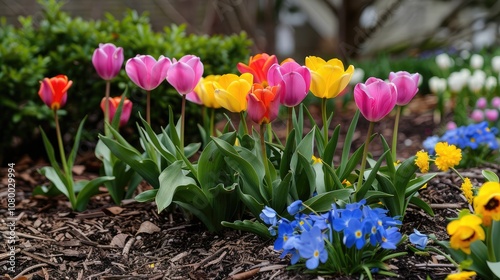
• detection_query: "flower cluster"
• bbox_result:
[415,142,462,173]
[440,122,499,150]
[471,97,500,124]
[260,200,402,271]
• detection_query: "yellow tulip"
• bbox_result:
[193,75,222,109]
[213,73,253,113]
[447,214,485,254]
[474,181,500,226]
[305,56,354,99]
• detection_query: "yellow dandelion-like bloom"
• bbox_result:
[311,155,322,164]
[461,178,474,204]
[434,142,462,171]
[415,150,430,173]
[420,183,428,190]
[445,270,476,280]
[473,181,500,226]
[447,214,485,254]
[342,179,352,187]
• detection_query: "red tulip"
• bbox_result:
[100,96,133,127]
[38,75,73,110]
[237,53,278,86]
[246,84,281,125]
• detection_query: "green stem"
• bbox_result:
[240,111,249,135]
[209,107,215,136]
[104,80,111,136]
[287,106,293,136]
[356,121,375,192]
[487,223,496,262]
[181,94,186,153]
[267,123,273,143]
[260,123,272,196]
[426,247,460,267]
[450,167,465,181]
[392,106,401,160]
[322,98,328,144]
[146,90,151,125]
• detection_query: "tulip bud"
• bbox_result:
[429,77,447,93]
[125,55,171,91]
[485,109,499,122]
[492,97,500,108]
[388,71,420,106]
[92,43,124,81]
[167,55,204,96]
[492,56,500,73]
[436,53,453,70]
[38,75,73,110]
[268,61,311,107]
[476,97,487,109]
[469,54,484,69]
[354,77,397,122]
[100,96,133,127]
[446,121,457,130]
[471,109,485,122]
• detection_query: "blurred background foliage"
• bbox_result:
[0,0,251,163]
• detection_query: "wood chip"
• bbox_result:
[103,206,124,215]
[72,165,86,175]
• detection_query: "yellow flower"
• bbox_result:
[447,214,485,254]
[473,182,500,226]
[461,178,474,204]
[193,75,221,108]
[445,270,476,280]
[434,142,462,171]
[342,179,352,187]
[420,183,427,189]
[305,56,354,99]
[213,73,253,113]
[415,150,430,173]
[311,155,322,164]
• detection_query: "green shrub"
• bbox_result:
[0,0,252,163]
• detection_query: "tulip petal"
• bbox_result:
[126,58,149,90]
[280,72,307,106]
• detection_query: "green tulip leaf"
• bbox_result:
[75,176,115,212]
[221,220,271,239]
[483,170,499,182]
[135,189,158,202]
[38,166,69,198]
[156,161,199,213]
[303,189,353,212]
[487,261,500,277]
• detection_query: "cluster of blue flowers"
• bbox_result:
[423,121,499,154]
[260,200,403,270]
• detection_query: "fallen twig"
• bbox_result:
[21,251,59,266]
[14,263,48,279]
[122,237,135,260]
[228,268,260,280]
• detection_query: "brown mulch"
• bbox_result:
[1,95,499,280]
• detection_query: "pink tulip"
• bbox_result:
[491,97,500,109]
[446,121,457,130]
[471,109,485,122]
[388,71,420,106]
[125,55,171,91]
[476,97,487,109]
[354,77,397,122]
[485,109,499,122]
[267,61,311,107]
[92,43,124,81]
[167,55,204,95]
[100,96,133,127]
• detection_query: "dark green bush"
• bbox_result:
[0,0,252,163]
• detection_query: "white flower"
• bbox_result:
[448,72,467,92]
[492,56,500,73]
[469,54,484,69]
[468,71,485,93]
[436,53,453,70]
[429,76,447,93]
[460,50,470,60]
[485,76,497,91]
[349,68,365,85]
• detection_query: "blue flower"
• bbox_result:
[409,229,428,250]
[333,208,363,232]
[423,135,439,154]
[274,222,294,250]
[287,200,304,216]
[379,227,402,250]
[296,226,328,269]
[310,212,330,230]
[260,206,278,227]
[343,218,367,249]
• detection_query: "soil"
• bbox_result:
[1,95,499,280]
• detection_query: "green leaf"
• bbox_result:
[272,172,292,212]
[135,189,158,202]
[279,129,296,179]
[322,125,340,166]
[75,176,115,211]
[221,220,271,239]
[339,110,360,175]
[295,127,315,163]
[67,116,87,171]
[487,261,500,277]
[375,174,400,216]
[139,116,176,163]
[356,150,390,200]
[303,189,353,212]
[321,159,345,192]
[395,156,418,194]
[156,161,199,213]
[33,184,63,197]
[237,185,265,219]
[40,128,61,172]
[409,196,434,217]
[100,135,160,189]
[168,106,181,147]
[483,170,499,182]
[339,144,364,180]
[492,220,500,261]
[380,135,396,180]
[38,166,69,198]
[405,173,437,198]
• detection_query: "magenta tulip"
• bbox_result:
[92,43,124,81]
[388,71,420,106]
[485,109,499,122]
[354,77,397,122]
[167,55,204,95]
[476,97,487,109]
[492,97,500,108]
[471,109,485,122]
[267,61,311,107]
[125,55,171,91]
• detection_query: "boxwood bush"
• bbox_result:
[0,0,252,163]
